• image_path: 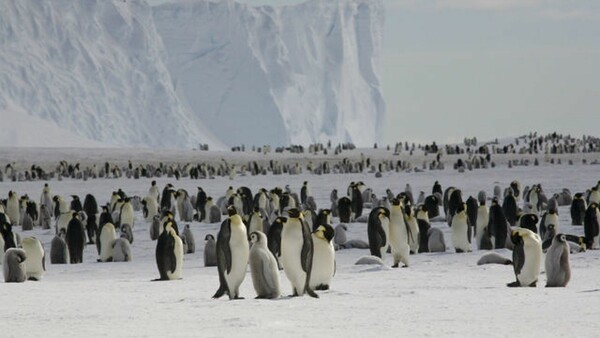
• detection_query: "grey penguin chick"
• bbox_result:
[204,234,217,267]
[334,224,348,247]
[545,233,571,287]
[50,229,69,264]
[182,224,196,254]
[4,248,27,283]
[249,231,281,299]
[112,236,132,262]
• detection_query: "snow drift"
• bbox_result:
[0,0,385,148]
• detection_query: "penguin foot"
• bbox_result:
[315,284,329,291]
[455,249,464,253]
[506,281,521,287]
[401,264,409,268]
[392,263,399,268]
[27,277,39,281]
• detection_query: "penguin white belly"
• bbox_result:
[224,227,249,294]
[590,191,600,204]
[545,214,560,232]
[530,193,539,214]
[120,204,134,228]
[249,217,263,235]
[176,198,185,221]
[451,214,471,253]
[99,224,117,262]
[0,236,4,265]
[6,199,20,226]
[389,214,410,267]
[22,239,44,280]
[476,207,488,249]
[281,227,306,294]
[518,240,542,287]
[166,235,184,279]
[57,212,73,233]
[144,197,158,222]
[380,217,390,259]
[310,237,335,289]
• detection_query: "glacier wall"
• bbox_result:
[154,0,386,147]
[0,0,385,148]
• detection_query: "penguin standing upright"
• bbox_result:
[204,234,217,267]
[149,181,160,205]
[502,189,518,227]
[389,199,410,268]
[118,198,135,229]
[6,191,20,226]
[248,231,281,299]
[3,248,27,283]
[20,237,45,281]
[98,223,117,262]
[451,204,471,253]
[181,224,195,254]
[50,229,69,264]
[337,197,353,223]
[300,181,311,206]
[508,228,542,287]
[367,207,390,258]
[310,224,335,291]
[545,233,571,287]
[155,221,183,280]
[196,187,207,222]
[142,196,159,223]
[112,236,132,262]
[476,197,490,250]
[267,216,286,269]
[570,193,586,225]
[213,206,250,299]
[83,194,98,244]
[488,199,508,249]
[66,214,85,264]
[280,208,318,298]
[404,205,420,254]
[584,203,600,249]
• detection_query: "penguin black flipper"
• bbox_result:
[512,239,525,277]
[300,219,319,298]
[155,231,175,280]
[214,219,232,298]
[367,208,387,258]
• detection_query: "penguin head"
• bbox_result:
[314,225,335,242]
[227,205,238,217]
[249,231,266,246]
[391,198,401,206]
[287,208,301,219]
[554,233,566,244]
[205,234,214,241]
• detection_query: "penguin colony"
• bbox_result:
[0,149,598,293]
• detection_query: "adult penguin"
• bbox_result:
[247,207,264,237]
[315,209,332,232]
[447,189,463,225]
[50,229,69,264]
[149,180,160,205]
[488,198,508,249]
[300,181,311,206]
[351,184,363,220]
[423,195,440,219]
[337,197,353,223]
[280,208,318,298]
[70,195,82,213]
[519,213,539,235]
[213,206,250,299]
[570,193,586,225]
[66,213,85,264]
[443,187,456,219]
[160,184,175,214]
[237,186,253,216]
[510,180,521,201]
[310,224,335,291]
[540,208,559,239]
[83,194,98,244]
[389,199,410,268]
[404,204,420,254]
[6,191,20,226]
[508,228,542,287]
[118,198,135,229]
[476,196,490,250]
[142,196,159,223]
[267,216,286,269]
[155,221,184,280]
[545,233,571,287]
[21,237,45,281]
[196,187,207,222]
[466,196,478,231]
[249,231,281,299]
[98,223,117,262]
[432,181,443,197]
[584,203,600,249]
[367,207,390,258]
[502,189,518,227]
[451,204,471,253]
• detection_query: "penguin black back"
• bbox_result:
[66,214,85,264]
[337,197,352,223]
[570,193,586,226]
[488,200,508,249]
[367,207,389,258]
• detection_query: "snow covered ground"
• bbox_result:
[1,148,600,337]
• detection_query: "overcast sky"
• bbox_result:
[152,0,600,144]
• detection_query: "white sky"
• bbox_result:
[150,0,600,144]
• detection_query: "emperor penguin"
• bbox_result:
[40,183,53,216]
[280,208,319,298]
[545,233,571,287]
[155,221,184,280]
[196,187,208,222]
[3,248,27,283]
[367,207,390,259]
[149,215,161,241]
[584,203,600,249]
[267,216,286,269]
[337,197,353,223]
[334,224,348,247]
[247,208,264,236]
[389,199,410,268]
[488,199,508,249]
[204,234,217,267]
[181,224,196,254]
[142,196,159,223]
[540,208,559,239]
[98,223,117,262]
[589,186,600,205]
[404,205,420,254]
[423,195,440,219]
[300,181,311,206]
[21,237,45,281]
[519,214,539,234]
[476,198,489,250]
[66,213,85,264]
[510,180,521,201]
[502,189,518,227]
[310,224,335,291]
[508,228,542,287]
[118,198,135,229]
[112,236,132,262]
[451,204,471,253]
[149,180,160,205]
[213,206,250,299]
[249,231,281,299]
[83,194,98,244]
[529,185,542,215]
[6,191,20,226]
[570,193,586,225]
[50,229,69,264]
